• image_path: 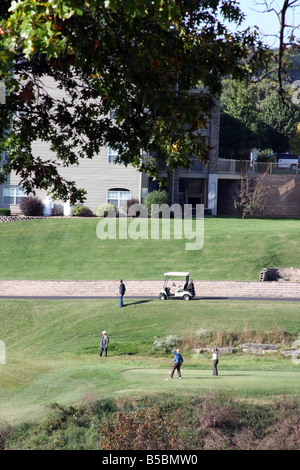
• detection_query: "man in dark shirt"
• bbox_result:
[119,279,126,307]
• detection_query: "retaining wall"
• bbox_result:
[0,280,299,298]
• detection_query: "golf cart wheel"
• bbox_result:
[183,294,190,301]
[159,294,167,300]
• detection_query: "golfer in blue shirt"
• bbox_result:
[169,348,183,379]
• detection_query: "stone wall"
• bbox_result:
[263,174,300,217]
[1,279,300,298]
[218,174,300,218]
[0,216,46,223]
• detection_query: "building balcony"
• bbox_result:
[218,159,300,176]
[184,159,300,177]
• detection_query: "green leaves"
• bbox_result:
[2,0,179,63]
[220,78,300,158]
[0,0,269,202]
[3,0,81,60]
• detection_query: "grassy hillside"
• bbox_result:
[0,216,299,447]
[0,298,299,426]
[0,217,300,280]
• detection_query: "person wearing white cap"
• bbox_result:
[99,330,109,357]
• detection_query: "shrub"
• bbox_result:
[153,335,180,353]
[259,397,300,450]
[143,190,169,217]
[0,209,11,216]
[0,423,12,450]
[3,395,300,450]
[95,203,117,217]
[19,196,44,216]
[71,205,93,217]
[52,204,63,216]
[100,405,182,450]
[177,324,295,351]
[233,170,270,219]
[126,198,139,216]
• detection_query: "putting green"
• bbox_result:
[121,368,300,397]
[1,363,299,425]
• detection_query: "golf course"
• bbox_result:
[0,217,299,449]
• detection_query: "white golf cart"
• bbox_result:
[159,272,196,301]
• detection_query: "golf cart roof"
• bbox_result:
[164,272,190,277]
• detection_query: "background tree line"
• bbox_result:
[220,52,300,160]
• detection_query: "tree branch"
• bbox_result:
[253,1,300,97]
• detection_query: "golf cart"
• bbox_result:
[159,272,195,301]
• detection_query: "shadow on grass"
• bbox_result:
[177,376,221,380]
[122,300,153,307]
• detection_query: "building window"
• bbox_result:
[107,146,127,164]
[3,186,26,205]
[108,147,119,164]
[107,188,131,208]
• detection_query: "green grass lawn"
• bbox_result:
[1,217,300,428]
[0,217,300,280]
[0,298,299,425]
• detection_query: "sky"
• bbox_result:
[229,0,300,47]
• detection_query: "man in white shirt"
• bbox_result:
[211,348,219,376]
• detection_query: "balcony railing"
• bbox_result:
[184,159,300,175]
[218,159,300,175]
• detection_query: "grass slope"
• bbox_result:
[0,298,299,425]
[1,217,300,426]
[0,217,300,280]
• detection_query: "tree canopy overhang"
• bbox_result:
[0,0,269,203]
